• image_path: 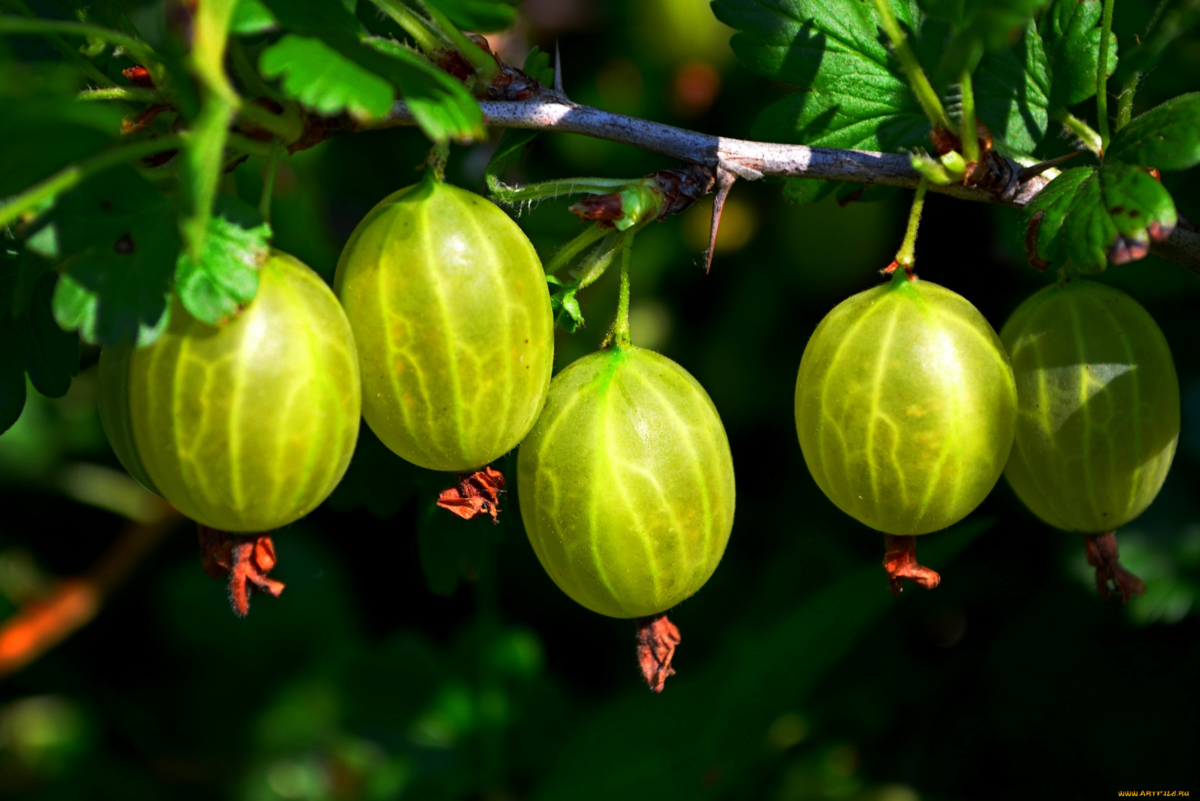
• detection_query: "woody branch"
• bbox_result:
[362,98,1200,274]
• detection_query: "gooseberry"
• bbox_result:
[334,174,554,473]
[99,250,362,532]
[1000,278,1179,601]
[795,272,1017,589]
[517,345,736,620]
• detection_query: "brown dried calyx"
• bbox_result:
[436,466,506,523]
[883,534,941,597]
[1083,532,1146,604]
[636,613,681,693]
[198,525,285,617]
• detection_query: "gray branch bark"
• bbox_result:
[367,98,1200,274]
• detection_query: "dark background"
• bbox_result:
[1,0,1198,798]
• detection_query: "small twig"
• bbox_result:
[366,99,1200,274]
[0,503,180,680]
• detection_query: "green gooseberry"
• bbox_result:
[795,271,1017,535]
[99,250,362,532]
[334,175,554,472]
[518,345,735,619]
[1001,279,1179,533]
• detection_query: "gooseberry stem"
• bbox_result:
[891,176,929,275]
[613,242,633,347]
[959,70,979,166]
[544,224,612,276]
[425,141,450,182]
[258,139,281,224]
[1096,0,1115,151]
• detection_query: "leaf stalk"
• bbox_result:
[868,0,955,133]
[1096,0,1116,150]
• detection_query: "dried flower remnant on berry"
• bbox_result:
[883,535,941,597]
[636,613,681,693]
[198,525,285,617]
[437,466,506,523]
[1083,532,1146,603]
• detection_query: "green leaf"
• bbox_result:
[1023,162,1177,273]
[1040,0,1117,108]
[714,0,931,152]
[362,37,485,143]
[22,272,78,399]
[230,0,279,35]
[46,166,179,345]
[0,253,78,433]
[920,0,1048,82]
[974,21,1050,155]
[427,0,519,32]
[1022,165,1093,267]
[781,177,839,205]
[260,34,396,119]
[174,196,271,326]
[253,0,362,34]
[0,94,124,196]
[1107,92,1200,171]
[254,0,484,142]
[0,314,25,434]
[546,276,585,333]
[521,44,555,86]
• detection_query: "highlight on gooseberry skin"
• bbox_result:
[795,269,1017,594]
[98,250,362,616]
[1000,278,1180,603]
[333,168,555,498]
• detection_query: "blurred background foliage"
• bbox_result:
[2,0,1199,798]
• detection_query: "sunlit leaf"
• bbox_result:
[715,0,930,152]
[174,196,271,326]
[260,34,395,119]
[1023,162,1177,273]
[1107,92,1200,171]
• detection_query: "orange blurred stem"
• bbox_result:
[883,534,941,596]
[635,613,681,693]
[0,505,179,679]
[197,526,285,617]
[1082,532,1145,603]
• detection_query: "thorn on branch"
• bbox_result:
[1016,152,1082,184]
[552,40,568,101]
[705,165,737,274]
